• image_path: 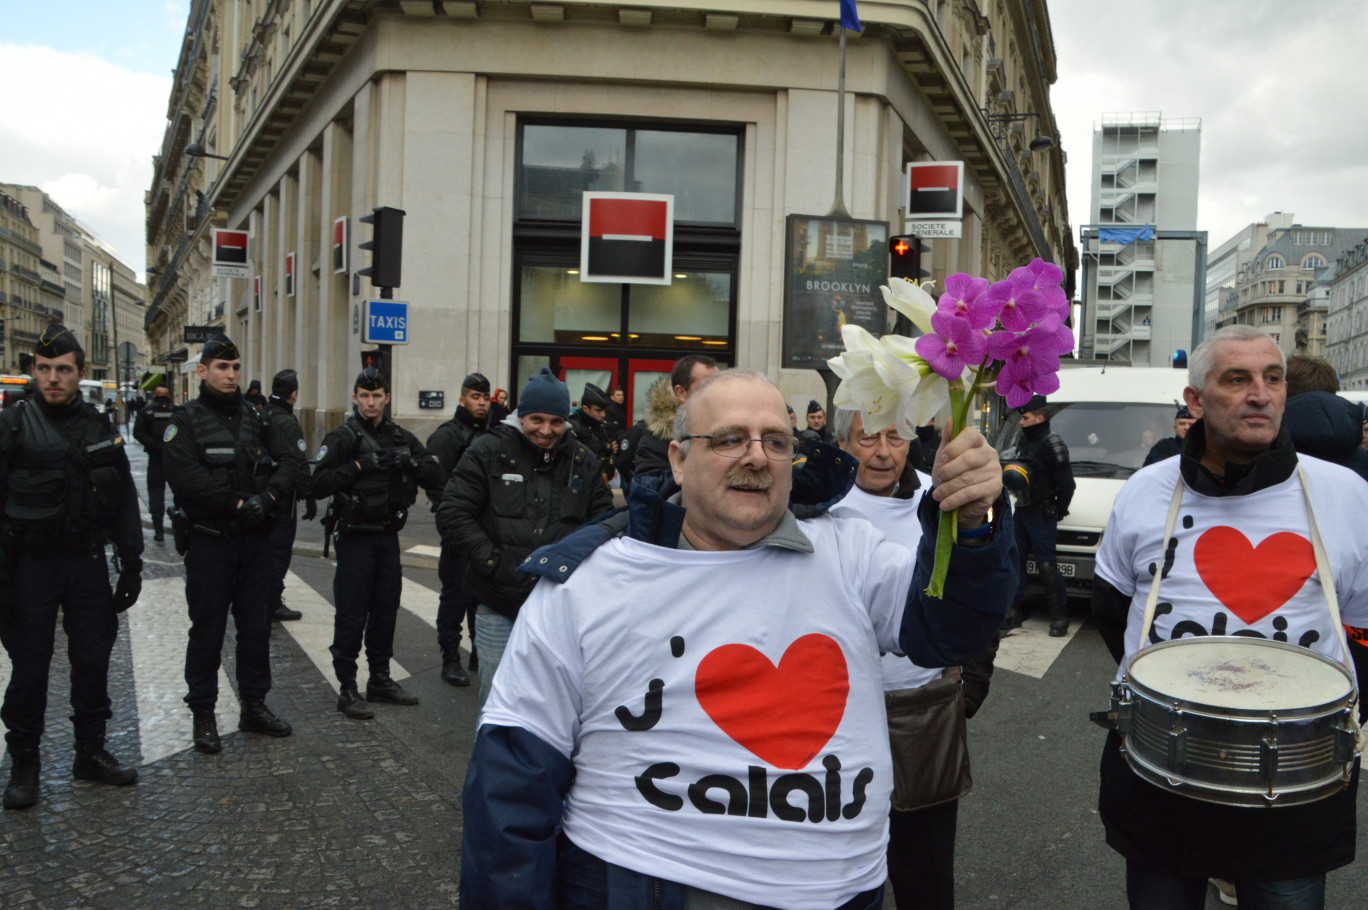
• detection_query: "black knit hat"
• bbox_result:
[354,367,389,392]
[582,383,610,409]
[35,324,82,359]
[272,369,299,397]
[201,333,240,363]
[461,372,491,395]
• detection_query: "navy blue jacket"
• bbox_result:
[459,444,1017,908]
[1282,391,1368,483]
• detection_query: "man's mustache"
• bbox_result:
[726,466,773,491]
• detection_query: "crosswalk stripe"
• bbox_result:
[130,577,240,764]
[280,571,416,693]
[994,615,1076,679]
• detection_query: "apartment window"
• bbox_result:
[1303,254,1326,270]
[1296,281,1304,294]
[1264,306,1282,323]
[1266,255,1284,270]
[1278,281,1285,295]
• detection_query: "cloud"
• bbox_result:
[1048,0,1368,250]
[0,43,170,277]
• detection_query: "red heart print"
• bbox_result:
[694,633,849,770]
[1193,526,1315,625]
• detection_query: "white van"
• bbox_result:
[993,365,1193,597]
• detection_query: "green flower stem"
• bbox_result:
[924,361,990,599]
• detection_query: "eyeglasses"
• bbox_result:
[683,431,798,460]
[854,430,909,449]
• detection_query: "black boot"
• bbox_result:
[273,593,302,622]
[193,711,222,754]
[441,651,470,687]
[1042,562,1069,637]
[239,700,292,737]
[1000,606,1023,632]
[367,672,420,706]
[73,747,139,786]
[153,524,165,543]
[3,750,40,810]
[337,683,374,720]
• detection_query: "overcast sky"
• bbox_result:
[1048,0,1368,252]
[1,0,1366,284]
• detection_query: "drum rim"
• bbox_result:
[1125,636,1354,717]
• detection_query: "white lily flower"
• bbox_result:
[880,278,938,334]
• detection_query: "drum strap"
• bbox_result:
[1135,468,1363,754]
[1135,476,1187,653]
[1297,466,1365,753]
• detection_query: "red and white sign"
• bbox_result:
[285,252,296,298]
[211,228,251,279]
[580,192,674,285]
[904,161,964,221]
[333,216,348,275]
[253,275,262,311]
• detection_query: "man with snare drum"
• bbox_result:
[1092,324,1368,910]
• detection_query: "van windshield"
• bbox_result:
[994,402,1179,478]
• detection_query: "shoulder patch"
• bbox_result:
[316,445,328,461]
[163,425,178,443]
[297,438,306,452]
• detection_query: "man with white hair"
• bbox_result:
[1092,324,1368,909]
[828,406,1001,910]
[460,369,1017,909]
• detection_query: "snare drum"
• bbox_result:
[1112,637,1357,807]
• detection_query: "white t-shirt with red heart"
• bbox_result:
[828,478,944,691]
[479,515,916,908]
[1094,454,1368,674]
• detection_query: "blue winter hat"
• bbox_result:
[517,367,570,419]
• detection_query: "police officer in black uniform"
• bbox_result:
[163,334,305,754]
[264,370,314,622]
[312,367,443,719]
[424,372,492,687]
[1,325,143,810]
[1001,395,1075,636]
[569,382,615,484]
[133,384,175,542]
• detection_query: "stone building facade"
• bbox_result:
[146,0,1077,445]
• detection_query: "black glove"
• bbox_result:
[356,451,388,473]
[301,498,318,521]
[114,560,142,613]
[236,493,275,527]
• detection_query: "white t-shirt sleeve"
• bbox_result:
[1094,474,1145,598]
[852,524,917,654]
[478,580,585,757]
[1326,472,1368,627]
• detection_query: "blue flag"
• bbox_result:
[840,0,862,32]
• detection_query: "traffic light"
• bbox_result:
[360,348,392,378]
[889,235,930,282]
[357,205,406,289]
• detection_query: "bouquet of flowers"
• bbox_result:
[827,258,1073,597]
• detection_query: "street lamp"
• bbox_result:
[184,142,230,161]
[981,111,1055,152]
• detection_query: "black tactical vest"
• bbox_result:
[4,400,125,547]
[335,416,418,530]
[143,402,174,448]
[182,398,274,513]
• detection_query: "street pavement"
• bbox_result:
[1,435,1366,907]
